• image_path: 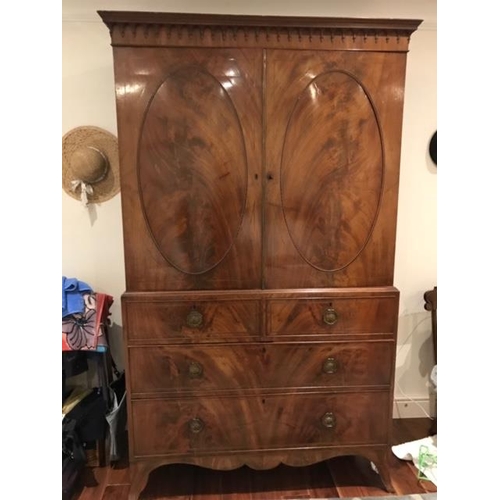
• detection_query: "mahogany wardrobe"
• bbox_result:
[98,11,421,499]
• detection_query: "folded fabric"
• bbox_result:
[62,276,93,318]
[62,292,114,351]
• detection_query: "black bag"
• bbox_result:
[66,387,107,443]
[62,418,86,500]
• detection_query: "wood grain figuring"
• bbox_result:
[75,419,435,500]
[125,300,260,341]
[265,50,407,288]
[123,287,399,301]
[268,297,398,336]
[100,11,420,498]
[281,70,383,272]
[113,48,262,290]
[131,392,390,457]
[139,66,248,275]
[134,445,391,472]
[99,11,421,52]
[129,342,394,394]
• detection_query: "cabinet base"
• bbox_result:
[127,445,395,499]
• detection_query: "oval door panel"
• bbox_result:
[138,67,248,274]
[281,71,384,272]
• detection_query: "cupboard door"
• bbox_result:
[264,50,408,288]
[113,48,262,290]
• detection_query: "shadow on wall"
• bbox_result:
[395,310,435,416]
[107,322,124,373]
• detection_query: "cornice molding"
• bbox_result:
[97,11,422,51]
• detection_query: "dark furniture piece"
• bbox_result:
[98,11,421,499]
[424,286,437,434]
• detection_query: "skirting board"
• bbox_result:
[392,397,435,419]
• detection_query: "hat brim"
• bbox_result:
[429,131,437,166]
[62,126,120,203]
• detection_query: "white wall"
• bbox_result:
[393,27,437,417]
[62,0,437,415]
[62,19,126,368]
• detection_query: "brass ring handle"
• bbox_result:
[323,308,338,326]
[186,309,203,328]
[321,412,336,429]
[322,357,338,374]
[189,418,205,434]
[188,361,204,378]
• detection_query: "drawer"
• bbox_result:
[124,300,260,342]
[132,391,390,457]
[268,297,398,337]
[129,341,393,394]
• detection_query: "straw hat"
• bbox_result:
[62,126,120,206]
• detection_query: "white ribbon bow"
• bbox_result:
[71,180,94,207]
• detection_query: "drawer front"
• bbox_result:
[129,342,393,394]
[125,300,260,341]
[268,297,398,336]
[132,392,390,457]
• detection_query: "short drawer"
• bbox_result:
[129,341,393,394]
[132,391,390,457]
[124,300,260,342]
[268,297,398,337]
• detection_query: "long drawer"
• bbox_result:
[124,300,260,342]
[129,341,393,394]
[132,391,390,457]
[267,296,398,337]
